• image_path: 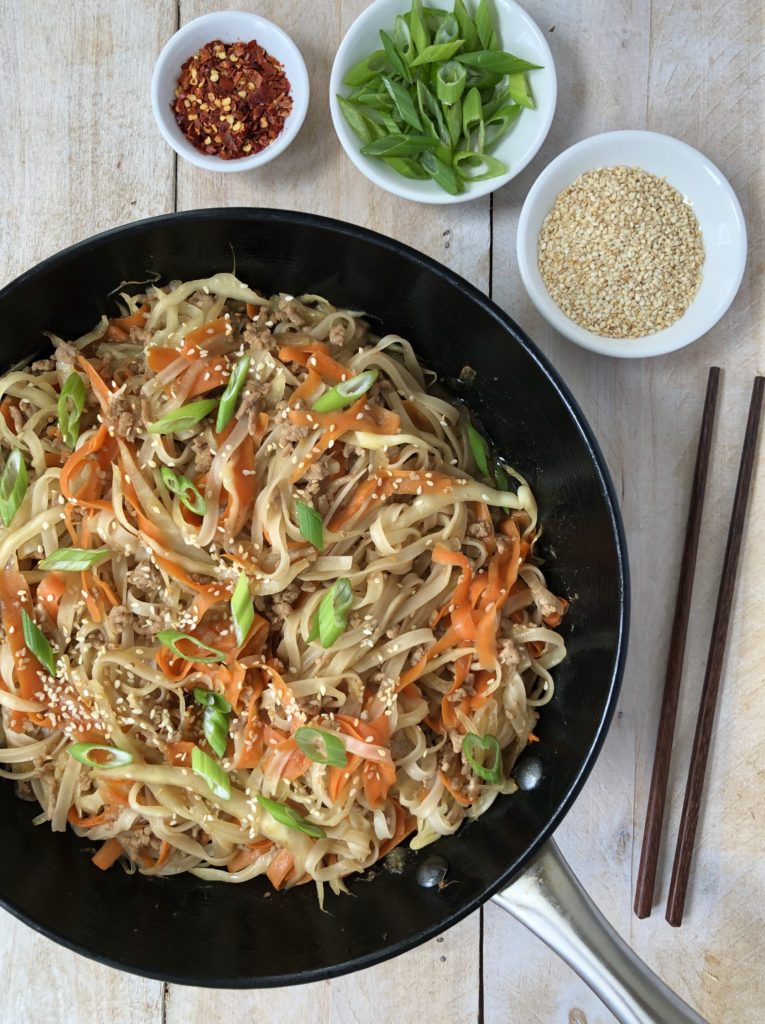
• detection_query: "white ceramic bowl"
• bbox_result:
[151,11,309,172]
[329,0,556,204]
[517,130,747,358]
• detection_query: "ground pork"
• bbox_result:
[498,638,520,669]
[467,520,492,540]
[129,326,153,344]
[106,605,131,638]
[30,357,55,372]
[282,300,306,326]
[127,561,165,601]
[280,421,309,444]
[109,392,142,441]
[188,290,215,312]
[328,322,347,348]
[53,341,77,369]
[267,583,301,625]
[296,458,334,497]
[243,323,275,351]
[191,433,214,475]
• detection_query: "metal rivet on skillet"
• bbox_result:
[514,755,543,791]
[417,855,449,888]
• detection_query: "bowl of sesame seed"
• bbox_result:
[516,130,747,358]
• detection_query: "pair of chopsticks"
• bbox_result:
[634,369,764,926]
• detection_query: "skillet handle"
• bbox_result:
[491,839,707,1024]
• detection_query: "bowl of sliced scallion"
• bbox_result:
[329,0,555,203]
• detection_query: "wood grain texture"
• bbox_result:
[0,6,174,1019]
[488,1,764,1022]
[0,0,762,1022]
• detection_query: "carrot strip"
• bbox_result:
[0,572,44,729]
[266,848,294,889]
[109,304,149,332]
[379,802,417,856]
[227,839,274,873]
[166,741,196,766]
[37,572,68,624]
[182,316,230,351]
[147,346,189,373]
[77,355,113,413]
[67,806,115,828]
[92,837,123,871]
[439,770,472,806]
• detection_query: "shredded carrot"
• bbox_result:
[67,806,115,828]
[227,839,273,874]
[379,802,417,856]
[266,848,294,889]
[37,572,68,624]
[182,316,230,351]
[109,304,149,332]
[91,837,123,871]
[147,346,188,373]
[0,571,43,730]
[0,396,19,433]
[76,355,113,413]
[166,741,196,766]
[439,770,473,806]
[527,732,540,744]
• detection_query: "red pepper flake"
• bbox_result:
[172,38,293,160]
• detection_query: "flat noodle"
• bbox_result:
[0,275,567,897]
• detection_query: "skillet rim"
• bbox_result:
[0,208,630,986]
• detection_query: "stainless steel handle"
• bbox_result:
[491,839,707,1024]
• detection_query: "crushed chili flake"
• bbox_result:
[172,38,292,160]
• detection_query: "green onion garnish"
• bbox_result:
[157,629,227,665]
[467,424,490,478]
[68,742,133,769]
[462,732,502,784]
[148,398,218,435]
[308,578,354,649]
[191,745,231,800]
[38,547,111,572]
[295,726,347,768]
[494,464,510,491]
[160,467,207,515]
[257,795,326,839]
[57,372,87,450]
[296,500,324,551]
[436,60,467,105]
[312,370,378,413]
[230,572,254,648]
[193,688,232,759]
[216,355,250,433]
[21,609,57,677]
[0,449,28,527]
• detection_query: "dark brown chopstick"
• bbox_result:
[633,366,721,919]
[666,375,765,927]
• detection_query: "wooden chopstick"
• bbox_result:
[666,375,765,927]
[633,366,721,920]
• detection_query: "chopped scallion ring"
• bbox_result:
[216,355,250,432]
[257,795,327,838]
[57,372,87,450]
[462,732,502,784]
[296,500,324,551]
[148,398,218,434]
[467,424,490,478]
[68,742,134,769]
[21,609,57,677]
[312,369,378,413]
[191,745,231,800]
[308,578,354,649]
[160,467,207,515]
[0,449,28,527]
[157,629,227,665]
[295,726,347,768]
[230,572,254,648]
[39,547,111,572]
[193,689,232,759]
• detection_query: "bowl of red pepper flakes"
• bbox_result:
[152,11,309,172]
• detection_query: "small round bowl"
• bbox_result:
[329,0,556,204]
[151,10,309,173]
[517,130,747,358]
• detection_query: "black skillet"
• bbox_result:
[0,210,704,1023]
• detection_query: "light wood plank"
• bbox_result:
[487,1,764,1022]
[0,1,174,1018]
[172,2,487,1020]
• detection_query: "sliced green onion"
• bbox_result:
[467,425,490,478]
[409,0,430,55]
[382,76,422,130]
[416,80,451,148]
[257,794,326,839]
[295,726,347,768]
[462,86,485,152]
[474,0,497,50]
[453,0,479,51]
[230,572,254,647]
[309,578,354,649]
[21,609,56,677]
[216,355,250,433]
[57,372,86,450]
[420,150,462,195]
[148,398,218,435]
[312,369,378,413]
[462,732,502,784]
[505,71,534,109]
[193,688,232,758]
[410,40,465,66]
[446,100,463,148]
[484,104,522,149]
[191,745,231,800]
[344,49,389,87]
[454,152,508,182]
[382,156,430,180]
[393,14,414,59]
[68,742,133,769]
[456,51,542,75]
[160,467,206,515]
[380,29,412,83]
[337,95,375,144]
[436,60,467,105]
[157,629,226,665]
[39,547,111,572]
[0,449,28,527]
[434,13,460,46]
[296,500,324,551]
[494,464,510,491]
[193,688,232,712]
[361,134,439,158]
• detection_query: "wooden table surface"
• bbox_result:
[1,2,762,1022]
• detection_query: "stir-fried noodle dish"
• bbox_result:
[0,273,567,898]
